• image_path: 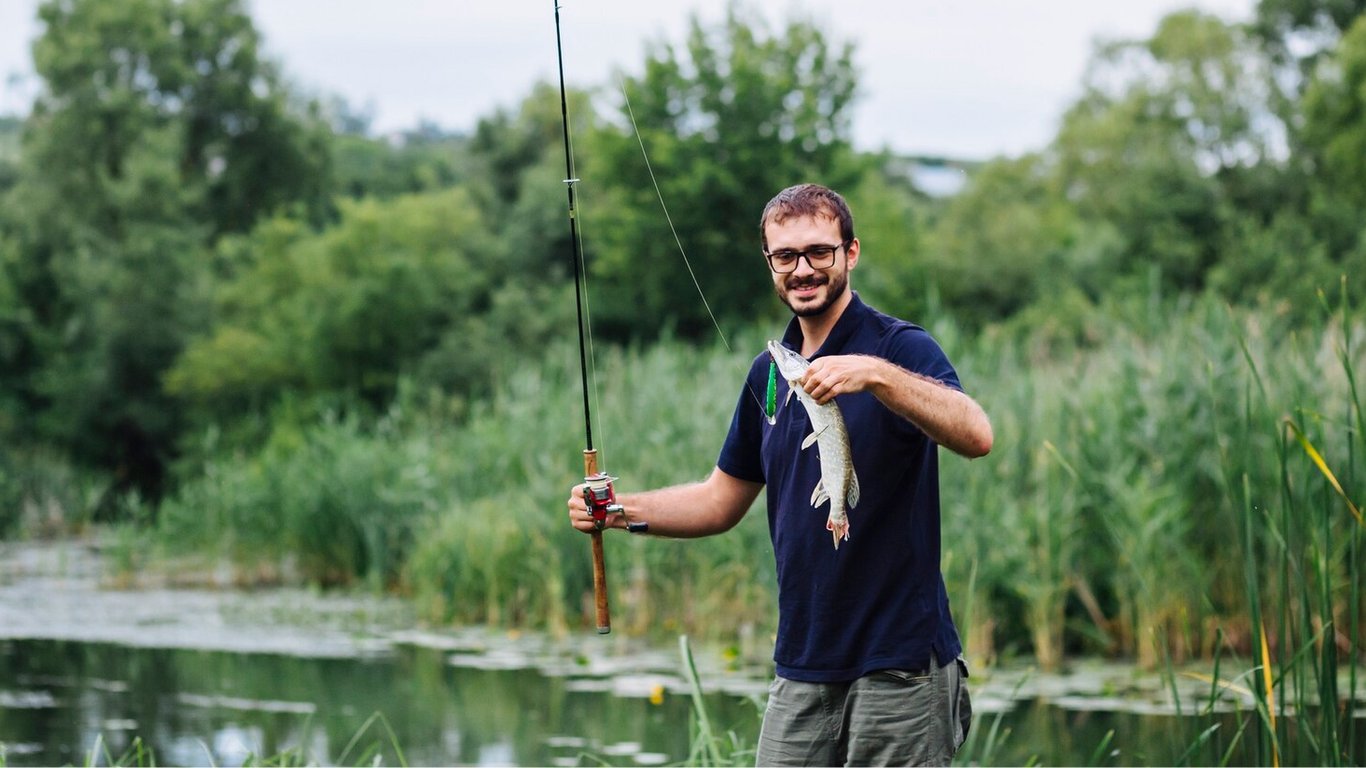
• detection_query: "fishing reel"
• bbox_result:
[584,472,624,530]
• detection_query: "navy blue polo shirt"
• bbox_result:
[717,292,964,682]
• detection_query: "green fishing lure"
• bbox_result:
[765,358,778,424]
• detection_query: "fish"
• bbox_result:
[766,340,861,549]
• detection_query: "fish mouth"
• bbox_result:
[767,342,803,378]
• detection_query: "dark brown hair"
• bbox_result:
[759,184,855,250]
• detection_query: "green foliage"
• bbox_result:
[2,0,1366,697]
[1208,210,1340,309]
[406,490,570,630]
[925,154,1097,328]
[28,0,333,237]
[940,290,1365,672]
[3,118,211,502]
[468,81,585,226]
[151,290,1366,678]
[331,127,470,200]
[167,189,492,422]
[1301,16,1366,211]
[839,167,932,321]
[159,333,778,642]
[1253,0,1366,69]
[463,82,595,288]
[1050,12,1259,295]
[0,445,108,538]
[157,405,439,588]
[0,116,19,194]
[0,0,334,505]
[587,2,869,339]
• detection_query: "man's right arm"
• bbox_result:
[567,467,762,538]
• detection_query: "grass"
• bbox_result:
[27,279,1366,765]
[24,713,411,768]
[679,634,756,766]
[136,289,1365,698]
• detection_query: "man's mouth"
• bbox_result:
[787,278,825,295]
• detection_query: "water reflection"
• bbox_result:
[6,637,1366,766]
[0,638,763,766]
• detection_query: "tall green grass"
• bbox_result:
[151,290,1364,691]
[153,329,777,644]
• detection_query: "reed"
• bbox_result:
[939,291,1365,678]
[1214,283,1363,766]
[152,331,777,644]
[150,291,1365,687]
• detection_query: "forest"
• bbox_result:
[1,0,1365,683]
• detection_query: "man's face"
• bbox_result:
[764,214,858,318]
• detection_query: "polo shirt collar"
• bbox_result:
[779,291,868,359]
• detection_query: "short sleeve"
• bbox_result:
[716,353,769,484]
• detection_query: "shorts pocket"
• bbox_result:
[876,667,932,684]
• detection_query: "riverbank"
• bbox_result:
[0,537,409,658]
[0,536,771,699]
[5,537,1361,765]
[2,536,1285,711]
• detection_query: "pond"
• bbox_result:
[0,540,770,766]
[0,637,766,766]
[3,540,1366,766]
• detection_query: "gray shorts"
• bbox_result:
[755,653,971,767]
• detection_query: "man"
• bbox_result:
[567,183,992,766]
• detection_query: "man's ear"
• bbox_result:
[846,237,860,270]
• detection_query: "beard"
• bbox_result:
[776,268,849,317]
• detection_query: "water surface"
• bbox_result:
[5,540,1366,766]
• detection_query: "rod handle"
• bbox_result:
[591,530,610,634]
[584,450,611,634]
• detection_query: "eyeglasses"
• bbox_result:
[763,241,850,274]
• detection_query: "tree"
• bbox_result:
[1296,15,1366,276]
[1252,0,1366,76]
[1301,16,1366,210]
[28,0,332,237]
[1051,11,1279,295]
[167,192,483,412]
[465,81,596,284]
[0,0,333,504]
[586,2,868,339]
[924,154,1097,328]
[165,187,578,436]
[331,124,470,201]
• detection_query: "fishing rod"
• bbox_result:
[554,0,619,635]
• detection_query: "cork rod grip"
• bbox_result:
[584,450,611,634]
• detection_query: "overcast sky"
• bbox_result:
[0,0,1257,159]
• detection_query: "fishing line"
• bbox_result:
[577,187,610,453]
[619,82,732,353]
[619,79,776,423]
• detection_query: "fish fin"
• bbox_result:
[847,468,860,509]
[811,481,828,507]
[801,423,831,450]
[827,517,850,549]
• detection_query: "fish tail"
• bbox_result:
[826,516,850,550]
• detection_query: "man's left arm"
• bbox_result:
[798,354,993,458]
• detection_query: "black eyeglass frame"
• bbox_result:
[763,240,851,274]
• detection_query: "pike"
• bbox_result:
[767,341,861,549]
